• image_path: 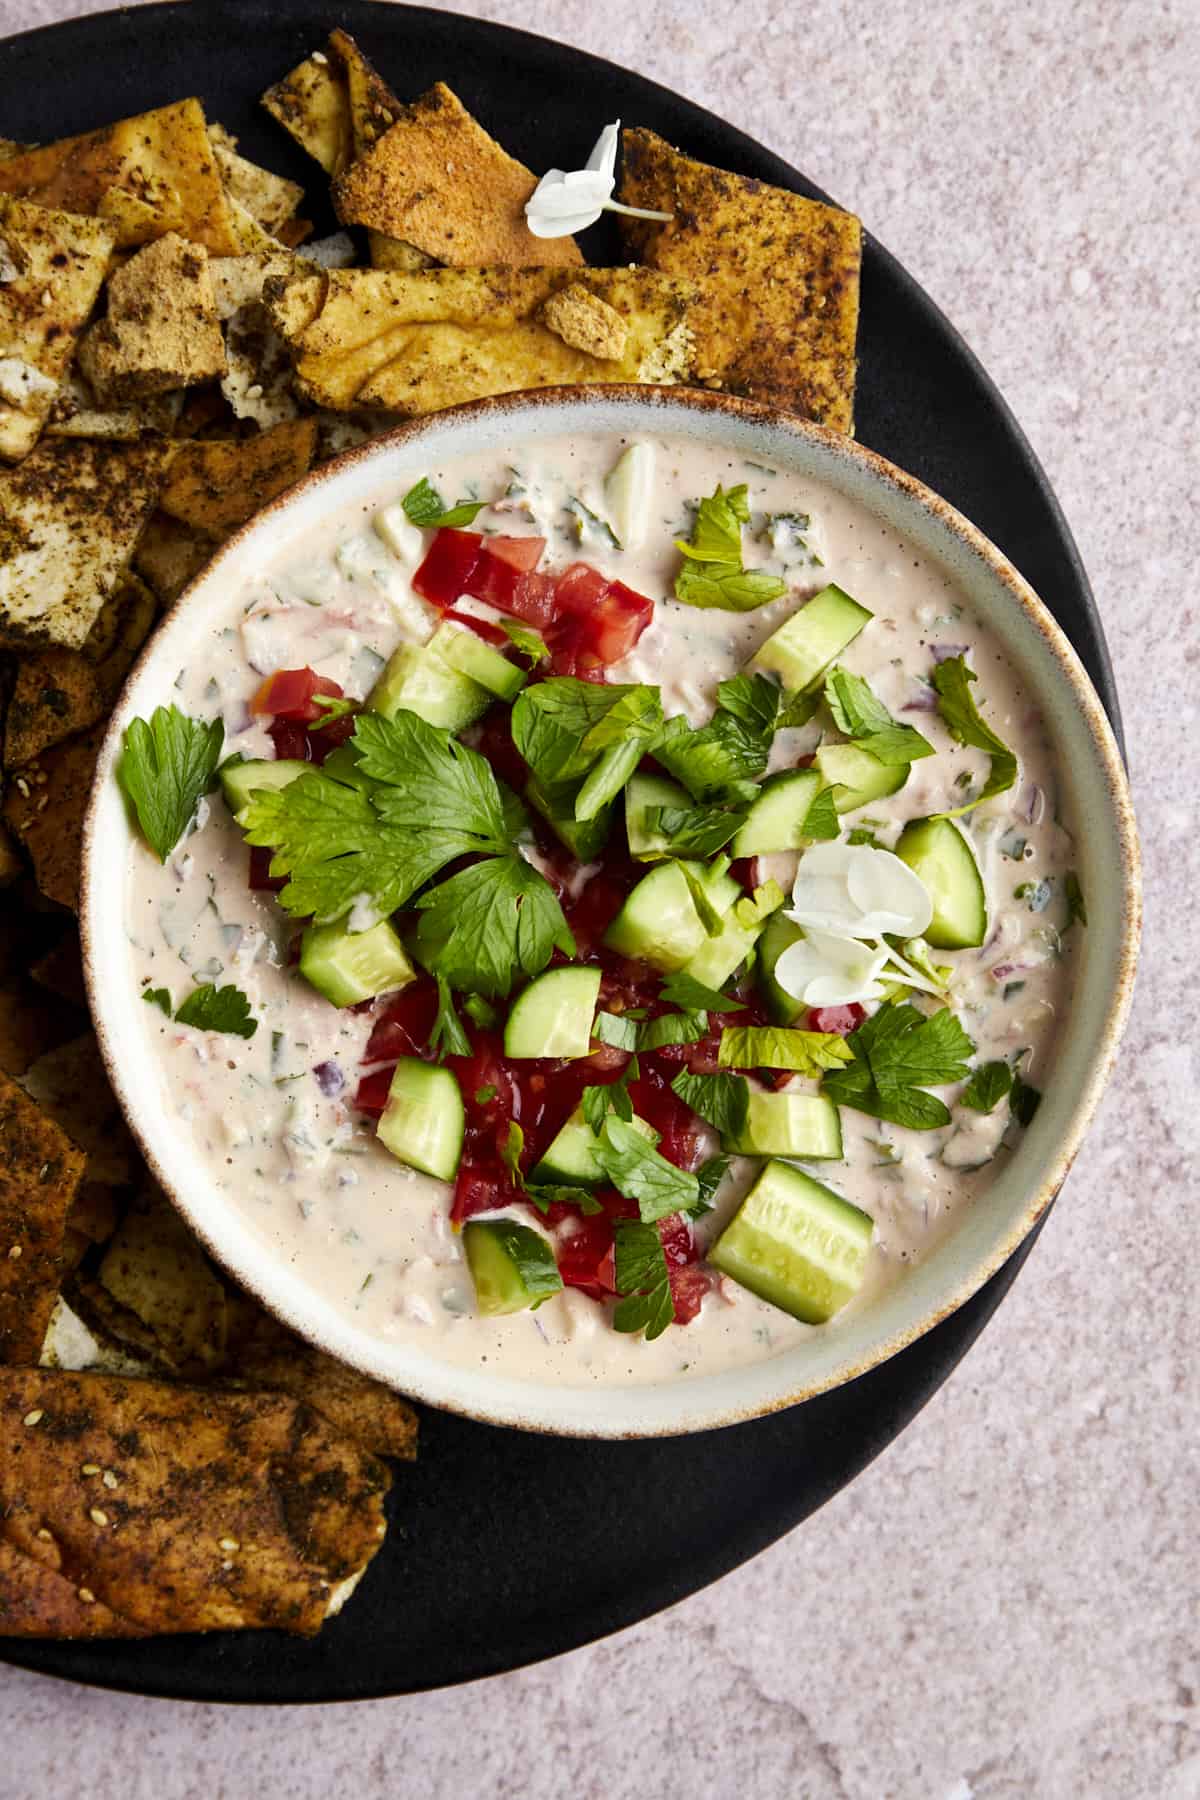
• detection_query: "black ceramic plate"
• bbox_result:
[0,0,1122,1703]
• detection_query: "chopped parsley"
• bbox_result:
[930,655,1018,815]
[718,1026,852,1078]
[429,974,471,1056]
[959,1059,1014,1114]
[401,475,486,529]
[612,1220,675,1339]
[593,1116,700,1223]
[658,972,741,1013]
[1064,871,1087,928]
[165,981,258,1039]
[511,678,662,823]
[670,1070,750,1141]
[673,484,787,612]
[118,706,224,861]
[822,1002,975,1130]
[823,666,934,766]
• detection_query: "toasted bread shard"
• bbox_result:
[0,99,239,256]
[0,979,85,1078]
[0,437,168,648]
[97,1193,227,1375]
[266,265,695,413]
[224,1310,419,1462]
[19,1032,136,1184]
[207,126,304,236]
[2,731,103,910]
[158,416,319,539]
[131,509,213,604]
[542,284,629,360]
[0,198,114,462]
[0,1367,390,1636]
[0,1069,85,1364]
[618,128,862,432]
[262,51,355,178]
[332,82,583,271]
[78,232,226,405]
[4,648,107,767]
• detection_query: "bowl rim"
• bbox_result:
[80,384,1141,1437]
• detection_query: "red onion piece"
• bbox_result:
[313,1059,345,1096]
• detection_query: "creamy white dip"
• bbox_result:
[124,432,1078,1387]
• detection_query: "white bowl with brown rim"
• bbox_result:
[81,387,1140,1437]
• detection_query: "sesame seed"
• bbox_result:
[77,1588,96,1605]
[312,48,327,62]
[23,1410,43,1427]
[36,1529,52,1543]
[102,1470,118,1489]
[81,1463,100,1477]
[8,1245,21,1260]
[89,1508,108,1527]
[218,1537,240,1552]
[41,289,51,307]
[14,778,29,799]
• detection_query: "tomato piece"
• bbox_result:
[267,717,310,761]
[548,566,653,672]
[412,528,484,607]
[451,1161,514,1225]
[553,562,611,619]
[627,1064,705,1170]
[353,1065,393,1117]
[486,534,546,573]
[806,1004,867,1035]
[363,981,441,1064]
[464,548,558,628]
[247,846,285,893]
[307,711,357,762]
[729,856,761,896]
[669,1263,712,1324]
[252,667,344,723]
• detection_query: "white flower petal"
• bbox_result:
[585,121,621,181]
[774,928,889,1007]
[846,848,933,938]
[525,123,620,238]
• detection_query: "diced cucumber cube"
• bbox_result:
[604,860,740,972]
[895,816,988,948]
[378,1058,464,1182]
[432,622,526,702]
[815,743,908,813]
[724,1091,843,1159]
[731,769,824,856]
[504,966,603,1060]
[368,639,490,730]
[525,776,613,862]
[220,757,307,821]
[756,913,806,1025]
[530,1105,658,1187]
[463,1218,564,1315]
[709,1160,872,1322]
[624,771,690,861]
[299,917,415,1008]
[750,584,873,692]
[604,442,654,549]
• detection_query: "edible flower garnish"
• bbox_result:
[775,841,950,1007]
[524,121,673,239]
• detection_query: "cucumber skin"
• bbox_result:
[368,640,490,731]
[709,1159,872,1324]
[604,861,740,972]
[724,1091,844,1160]
[625,772,691,861]
[756,914,806,1025]
[750,584,873,693]
[895,817,988,949]
[731,769,823,857]
[378,1059,464,1182]
[463,1218,563,1315]
[299,917,415,1008]
[220,757,307,818]
[530,1107,657,1186]
[526,777,612,862]
[434,623,526,702]
[503,966,602,1060]
[815,743,909,814]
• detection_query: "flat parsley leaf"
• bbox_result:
[173,982,257,1039]
[525,1182,604,1217]
[822,1002,975,1130]
[670,1070,750,1141]
[512,678,662,822]
[429,973,471,1057]
[692,1154,731,1215]
[637,1010,707,1051]
[800,784,840,842]
[718,1026,852,1078]
[655,710,769,801]
[659,971,741,1013]
[823,666,934,767]
[612,1220,675,1340]
[645,802,745,858]
[499,1120,525,1188]
[959,1059,1013,1113]
[500,619,550,666]
[1010,1069,1042,1127]
[594,1116,700,1224]
[402,475,485,529]
[931,655,1018,815]
[412,855,574,999]
[674,485,786,613]
[118,706,224,861]
[141,986,172,1015]
[581,1060,638,1135]
[592,1009,640,1052]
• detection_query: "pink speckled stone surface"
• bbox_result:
[0,2,1195,1794]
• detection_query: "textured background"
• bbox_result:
[0,1,1195,1795]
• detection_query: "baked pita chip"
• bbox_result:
[267,265,695,412]
[0,1070,85,1364]
[4,648,106,766]
[97,1193,227,1375]
[0,980,85,1079]
[326,29,428,274]
[19,1032,135,1183]
[0,100,239,256]
[44,372,183,443]
[0,1368,390,1636]
[30,931,88,1008]
[207,127,304,236]
[131,510,213,604]
[80,569,158,698]
[158,416,319,538]
[2,728,102,910]
[225,1312,418,1462]
[78,232,226,404]
[0,198,114,462]
[0,437,169,649]
[333,82,583,270]
[619,128,862,431]
[67,1182,120,1247]
[262,51,355,178]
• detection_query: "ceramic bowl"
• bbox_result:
[81,387,1140,1437]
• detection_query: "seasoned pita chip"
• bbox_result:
[30,931,87,1008]
[325,30,426,274]
[221,309,301,429]
[267,264,695,413]
[40,1295,151,1375]
[0,438,168,648]
[619,128,862,431]
[159,416,319,538]
[80,569,158,699]
[78,232,226,405]
[0,198,114,462]
[68,1183,119,1247]
[97,1193,227,1375]
[262,51,355,178]
[4,648,106,766]
[333,82,583,270]
[226,1313,417,1462]
[0,100,239,255]
[2,728,102,909]
[0,980,84,1078]
[208,128,304,235]
[19,1032,135,1183]
[209,250,297,320]
[131,509,213,604]
[44,371,183,443]
[0,1070,85,1363]
[0,1368,390,1636]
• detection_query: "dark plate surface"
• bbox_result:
[0,0,1122,1703]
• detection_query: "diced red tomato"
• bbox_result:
[363,981,441,1064]
[353,1066,393,1117]
[806,1004,867,1035]
[248,846,285,893]
[669,1263,712,1324]
[730,856,762,896]
[463,548,557,628]
[486,534,546,573]
[412,528,483,607]
[553,562,611,620]
[251,667,343,723]
[306,711,358,763]
[267,717,310,761]
[627,1064,705,1171]
[451,1160,515,1225]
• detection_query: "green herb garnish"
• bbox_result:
[821,1002,975,1130]
[823,667,935,766]
[612,1221,675,1339]
[118,706,224,861]
[718,1025,852,1078]
[1064,871,1087,928]
[673,485,787,612]
[670,1070,750,1141]
[402,476,486,529]
[930,656,1018,815]
[429,973,471,1056]
[959,1060,1014,1114]
[593,1115,700,1223]
[172,982,258,1040]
